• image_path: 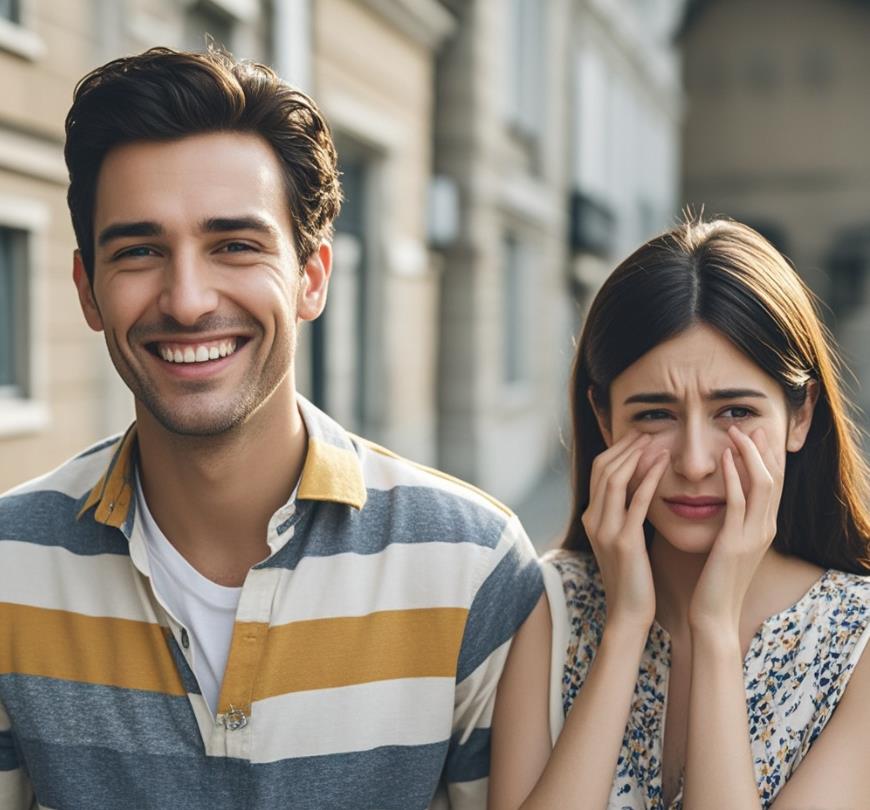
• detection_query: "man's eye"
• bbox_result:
[116,246,156,259]
[222,242,256,253]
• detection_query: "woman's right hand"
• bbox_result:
[582,431,669,631]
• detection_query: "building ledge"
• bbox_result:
[358,0,455,50]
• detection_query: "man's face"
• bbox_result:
[74,132,329,436]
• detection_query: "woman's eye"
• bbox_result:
[633,409,673,422]
[720,406,756,419]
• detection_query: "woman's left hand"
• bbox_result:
[688,426,785,633]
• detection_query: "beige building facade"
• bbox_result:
[680,0,870,437]
[0,0,452,491]
[434,0,575,505]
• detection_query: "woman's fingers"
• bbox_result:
[598,444,650,536]
[721,446,746,533]
[626,451,669,526]
[727,426,774,526]
[586,433,650,530]
[589,430,646,495]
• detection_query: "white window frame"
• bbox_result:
[0,194,49,437]
[0,0,45,61]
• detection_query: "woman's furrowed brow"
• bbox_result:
[623,388,768,405]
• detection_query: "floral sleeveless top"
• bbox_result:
[545,550,870,809]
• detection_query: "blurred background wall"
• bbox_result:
[0,0,866,548]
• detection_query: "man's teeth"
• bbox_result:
[159,339,238,363]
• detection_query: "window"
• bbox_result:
[0,226,27,397]
[0,197,49,435]
[0,0,20,24]
[506,0,545,142]
[0,0,43,59]
[502,234,530,386]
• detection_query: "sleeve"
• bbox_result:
[444,514,544,809]
[0,699,34,810]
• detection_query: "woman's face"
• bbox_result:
[598,324,815,554]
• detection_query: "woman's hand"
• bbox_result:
[688,426,784,634]
[582,431,669,631]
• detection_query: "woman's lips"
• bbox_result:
[663,497,725,520]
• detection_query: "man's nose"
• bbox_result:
[671,423,719,482]
[158,251,220,326]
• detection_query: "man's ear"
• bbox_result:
[587,386,613,447]
[786,380,819,453]
[296,241,332,322]
[73,252,103,332]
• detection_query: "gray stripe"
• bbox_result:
[0,491,129,556]
[0,675,201,756]
[445,726,490,783]
[260,485,507,571]
[0,729,19,771]
[21,738,448,810]
[456,541,543,683]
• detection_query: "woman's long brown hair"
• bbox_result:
[564,218,870,574]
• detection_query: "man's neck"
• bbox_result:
[135,384,307,586]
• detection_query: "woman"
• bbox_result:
[489,218,870,809]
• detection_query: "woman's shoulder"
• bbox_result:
[541,549,607,627]
[541,548,601,591]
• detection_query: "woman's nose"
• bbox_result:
[671,424,719,482]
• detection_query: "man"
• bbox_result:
[0,48,544,809]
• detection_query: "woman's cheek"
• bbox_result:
[627,435,672,499]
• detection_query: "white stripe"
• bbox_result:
[452,637,511,739]
[0,541,157,623]
[359,444,510,518]
[253,541,491,625]
[1,441,117,500]
[250,676,454,763]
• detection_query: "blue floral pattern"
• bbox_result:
[545,550,870,809]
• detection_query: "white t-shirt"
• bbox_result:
[135,474,242,716]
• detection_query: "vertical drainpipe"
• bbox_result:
[272,0,312,92]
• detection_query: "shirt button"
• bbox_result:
[223,706,248,731]
[180,628,190,649]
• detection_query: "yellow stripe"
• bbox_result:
[0,603,186,696]
[218,608,468,713]
[357,436,514,517]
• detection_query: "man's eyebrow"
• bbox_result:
[623,389,768,405]
[201,216,278,236]
[97,221,163,247]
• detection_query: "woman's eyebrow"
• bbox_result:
[623,388,768,405]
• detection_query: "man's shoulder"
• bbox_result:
[0,433,123,514]
[353,435,519,530]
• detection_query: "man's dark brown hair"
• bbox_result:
[65,46,342,282]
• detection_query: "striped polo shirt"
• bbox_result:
[0,397,543,810]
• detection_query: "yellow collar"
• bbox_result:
[77,402,367,528]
